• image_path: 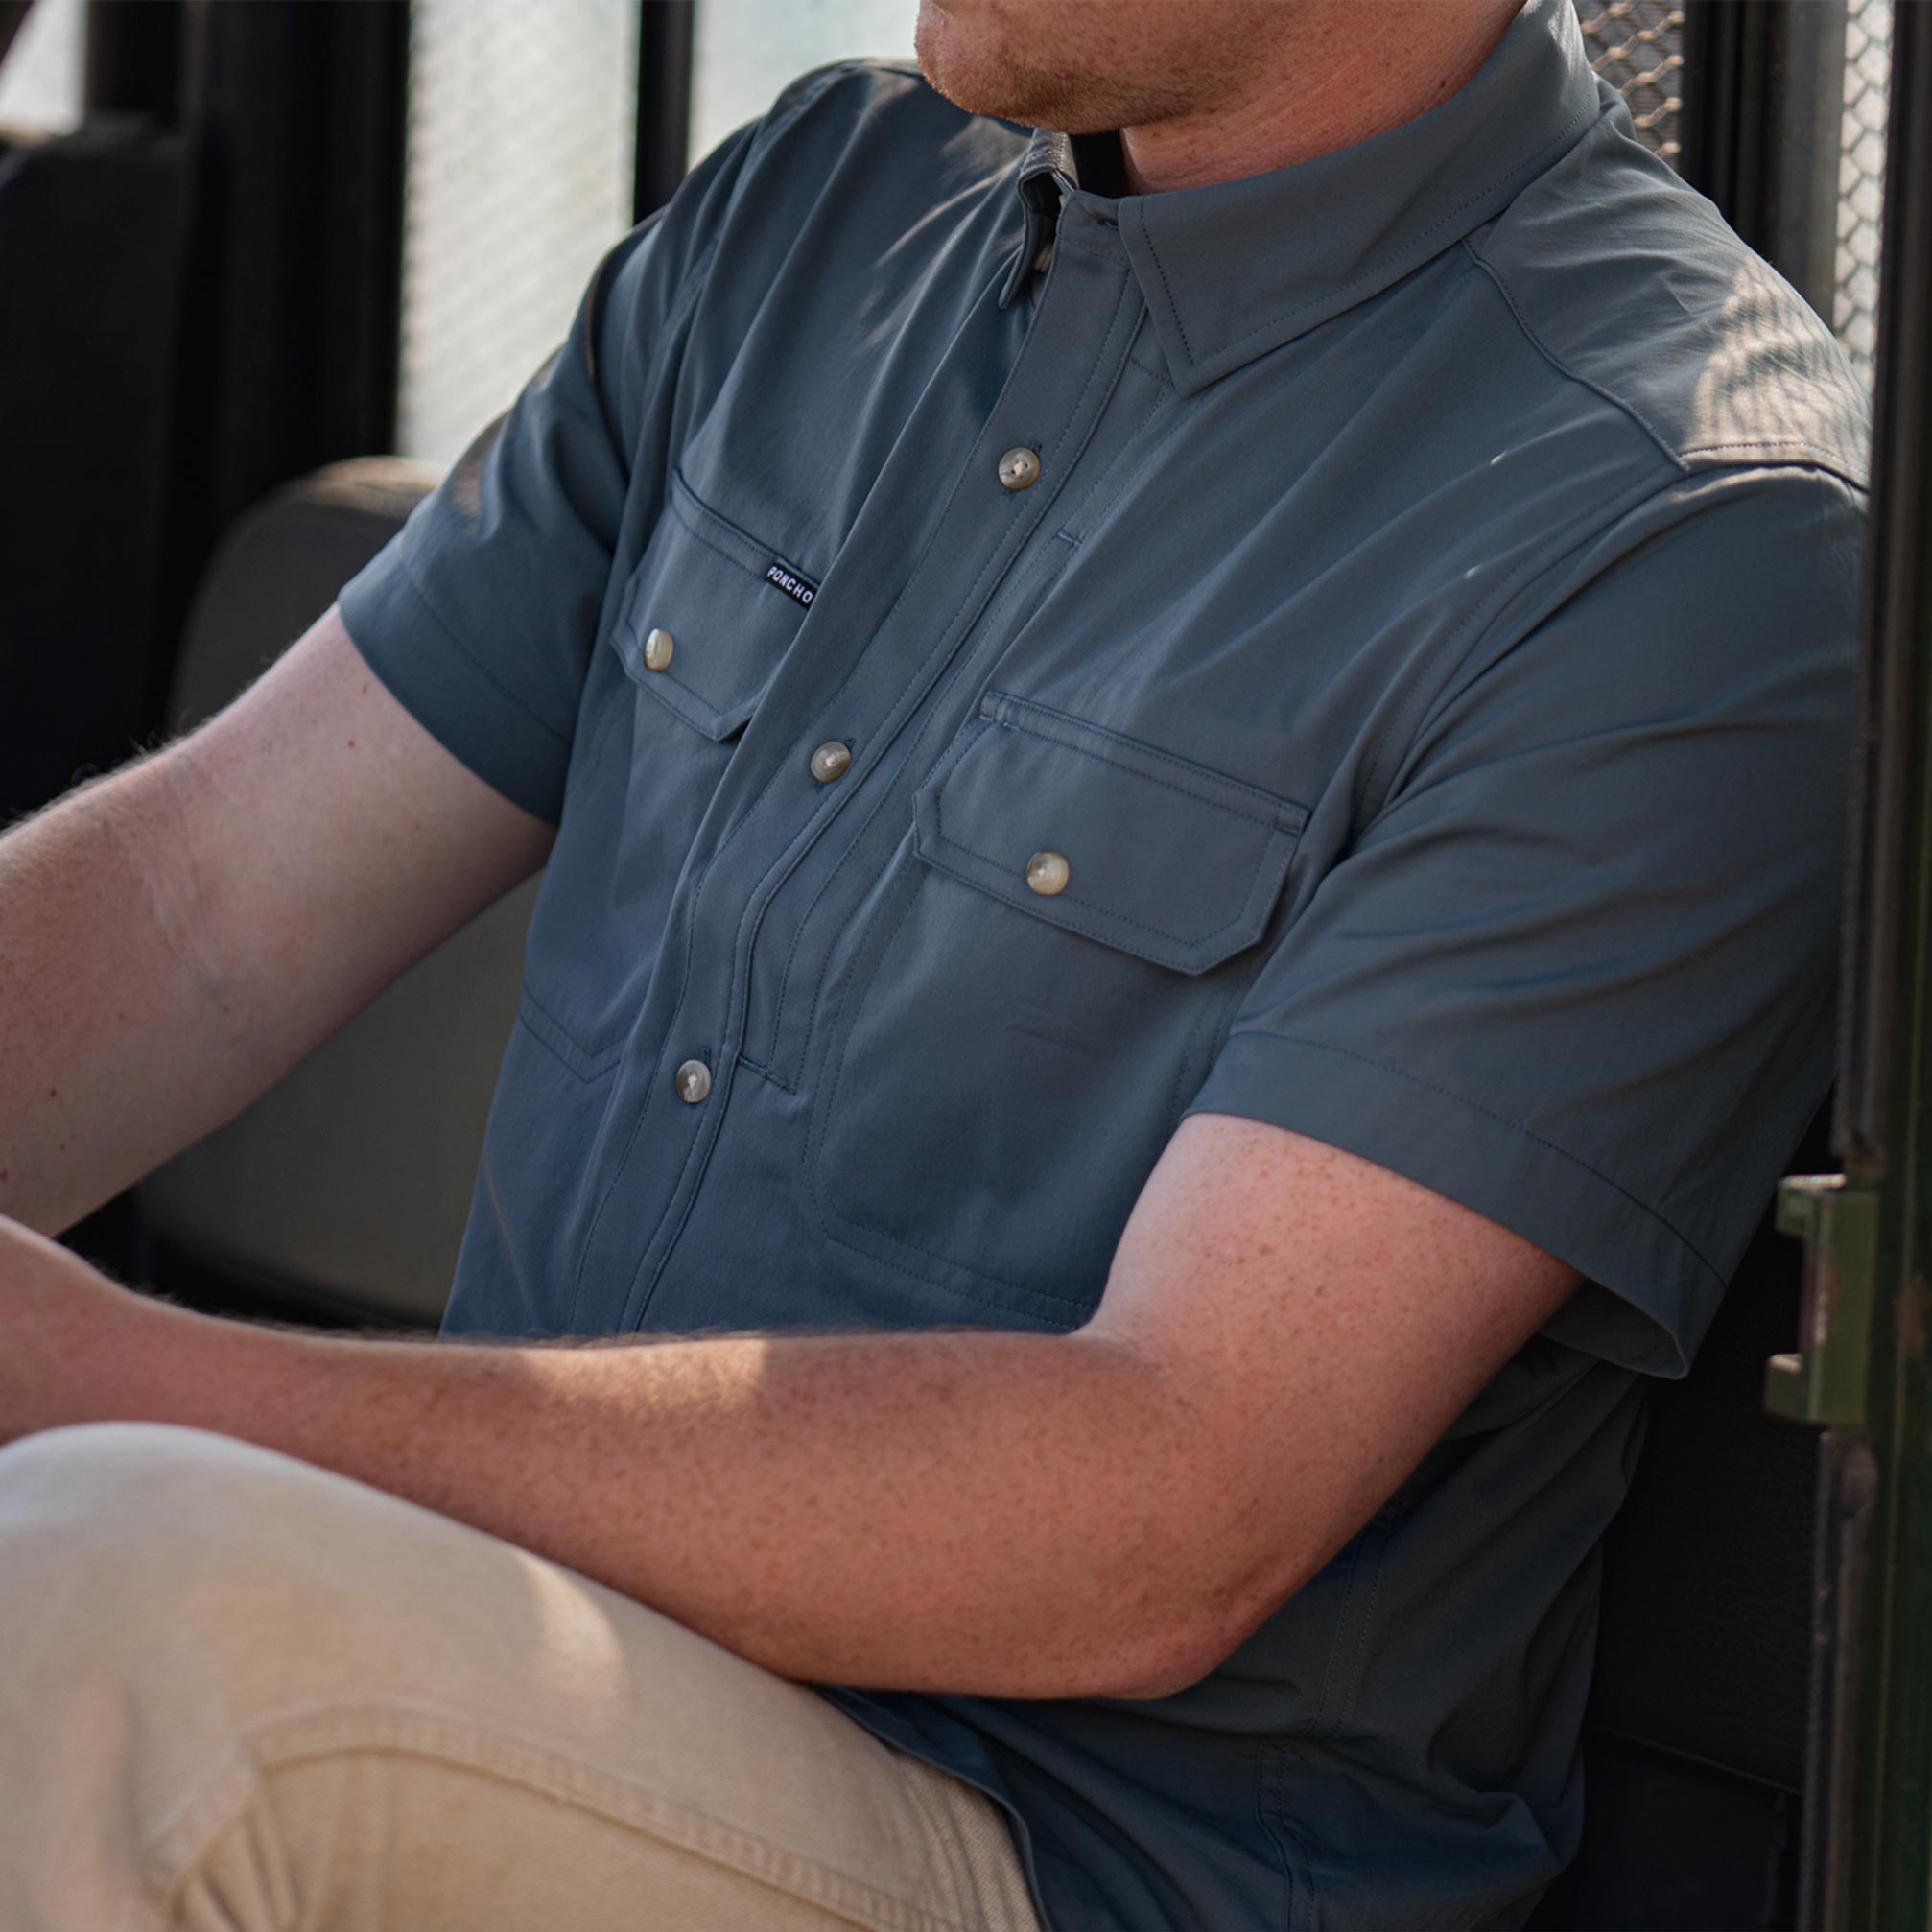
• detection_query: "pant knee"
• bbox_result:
[0,1422,376,1684]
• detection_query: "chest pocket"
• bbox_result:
[518,477,816,1072]
[809,691,1308,1326]
[615,470,817,738]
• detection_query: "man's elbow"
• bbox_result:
[1079,1570,1297,1702]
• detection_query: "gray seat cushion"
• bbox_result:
[138,459,539,1327]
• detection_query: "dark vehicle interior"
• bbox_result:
[0,2,1921,1925]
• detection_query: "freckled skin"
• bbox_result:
[914,0,1524,192]
[0,0,1581,1702]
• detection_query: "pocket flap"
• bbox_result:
[912,692,1308,975]
[614,472,818,741]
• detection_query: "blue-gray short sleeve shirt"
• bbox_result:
[336,1,1868,1922]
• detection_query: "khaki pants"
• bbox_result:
[0,1423,1044,1932]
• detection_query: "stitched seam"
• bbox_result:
[1162,95,1595,369]
[761,271,1144,1085]
[1062,389,1202,536]
[1679,441,1870,488]
[1235,1030,1726,1284]
[1130,196,1191,362]
[386,551,573,748]
[822,1222,1098,1317]
[1461,238,1683,469]
[981,694,1305,821]
[608,268,1141,1331]
[709,267,1138,877]
[1046,377,1176,539]
[1308,1536,1365,1735]
[569,64,985,1330]
[669,469,823,586]
[1258,1742,1302,1932]
[1332,1524,1389,1735]
[232,1704,954,1932]
[513,997,625,1083]
[804,864,1096,1316]
[763,523,1083,1066]
[927,826,1276,954]
[567,846,721,1329]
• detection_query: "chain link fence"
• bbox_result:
[1835,0,1892,388]
[1575,0,1685,161]
[393,0,1897,461]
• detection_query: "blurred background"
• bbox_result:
[0,0,1896,476]
[0,0,1899,1315]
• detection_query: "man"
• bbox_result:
[0,0,1866,1924]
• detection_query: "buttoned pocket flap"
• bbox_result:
[614,472,819,741]
[912,692,1308,976]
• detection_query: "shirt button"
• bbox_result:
[1025,850,1071,896]
[674,1059,712,1104]
[643,627,674,672]
[1031,243,1053,276]
[997,447,1041,491]
[809,741,853,784]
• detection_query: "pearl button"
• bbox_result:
[674,1059,712,1104]
[1031,244,1054,276]
[809,741,853,784]
[997,447,1041,491]
[643,627,674,672]
[1025,850,1071,896]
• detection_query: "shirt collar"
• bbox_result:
[1001,0,1606,397]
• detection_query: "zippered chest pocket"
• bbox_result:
[809,691,1310,1325]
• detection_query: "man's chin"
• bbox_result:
[913,5,1084,127]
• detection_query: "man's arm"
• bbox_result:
[1,1112,1578,1701]
[0,604,554,1234]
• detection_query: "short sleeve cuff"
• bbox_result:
[338,540,574,824]
[1187,1029,1729,1377]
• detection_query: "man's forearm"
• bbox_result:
[0,748,228,1234]
[96,1288,1259,1701]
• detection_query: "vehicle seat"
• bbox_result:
[135,459,539,1329]
[141,463,1825,1929]
[1528,1103,1828,1930]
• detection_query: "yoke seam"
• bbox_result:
[1460,237,1684,470]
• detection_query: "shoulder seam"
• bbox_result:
[1460,235,1686,472]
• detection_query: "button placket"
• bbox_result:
[741,246,1150,1096]
[583,237,1148,1337]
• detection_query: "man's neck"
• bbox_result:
[1118,0,1524,196]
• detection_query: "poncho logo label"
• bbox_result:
[765,562,817,608]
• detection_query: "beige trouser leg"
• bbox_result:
[0,1422,1044,1932]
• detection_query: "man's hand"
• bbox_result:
[0,1116,1581,1702]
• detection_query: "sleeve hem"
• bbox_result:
[1186,1029,1728,1377]
[337,546,573,825]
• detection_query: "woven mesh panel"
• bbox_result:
[396,2,1907,457]
[1835,0,1893,388]
[397,0,639,462]
[1575,0,1685,161]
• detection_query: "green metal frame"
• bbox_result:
[1769,3,1932,1922]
